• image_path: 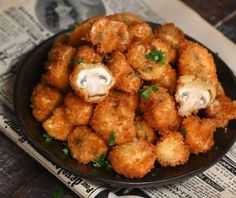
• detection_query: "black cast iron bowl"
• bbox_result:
[14,23,236,187]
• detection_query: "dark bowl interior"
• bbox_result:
[14,23,236,187]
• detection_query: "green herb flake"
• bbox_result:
[62,147,69,155]
[74,58,85,64]
[139,88,151,100]
[53,188,62,198]
[145,50,165,65]
[103,55,110,64]
[152,84,159,92]
[181,129,186,137]
[135,71,141,77]
[108,132,116,146]
[92,154,112,171]
[151,172,157,177]
[43,133,53,142]
[136,123,142,129]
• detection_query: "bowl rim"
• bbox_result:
[13,23,236,187]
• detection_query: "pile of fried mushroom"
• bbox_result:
[31,13,236,179]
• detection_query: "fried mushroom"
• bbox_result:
[43,106,73,141]
[155,131,190,167]
[31,83,63,121]
[90,90,138,145]
[109,139,156,178]
[70,63,115,103]
[140,86,181,131]
[108,51,142,93]
[182,116,216,154]
[68,126,108,164]
[64,93,93,125]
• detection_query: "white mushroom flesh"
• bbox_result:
[76,68,112,97]
[176,87,211,116]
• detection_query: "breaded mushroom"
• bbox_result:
[182,116,216,154]
[109,139,156,178]
[64,93,93,125]
[68,126,108,164]
[155,131,190,167]
[43,106,73,141]
[135,116,156,144]
[128,22,153,43]
[126,42,176,82]
[108,52,142,93]
[155,23,185,49]
[69,63,115,103]
[206,95,236,128]
[73,45,102,64]
[140,86,181,131]
[87,17,130,53]
[107,12,143,25]
[91,90,138,145]
[31,83,63,121]
[43,44,76,91]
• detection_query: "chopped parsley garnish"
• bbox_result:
[92,154,112,171]
[74,57,85,64]
[136,123,142,129]
[43,133,53,142]
[62,143,70,156]
[108,132,116,146]
[151,172,157,177]
[103,55,110,64]
[53,188,62,198]
[139,87,151,100]
[152,84,159,92]
[145,50,165,65]
[181,129,186,137]
[135,71,141,77]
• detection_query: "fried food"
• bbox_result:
[43,43,76,91]
[69,16,102,46]
[182,116,216,154]
[107,12,143,25]
[69,63,115,103]
[135,116,156,143]
[108,51,142,93]
[128,22,153,43]
[206,95,236,128]
[155,131,190,167]
[126,42,176,83]
[68,126,108,164]
[43,106,73,141]
[31,83,63,121]
[175,75,216,116]
[109,140,156,178]
[87,17,130,53]
[64,93,93,125]
[155,23,185,49]
[91,90,138,145]
[73,45,102,64]
[140,86,181,131]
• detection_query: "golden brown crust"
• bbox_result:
[87,17,130,53]
[108,52,142,93]
[64,93,93,125]
[74,45,102,64]
[156,131,190,167]
[43,44,76,91]
[182,116,216,154]
[90,91,138,145]
[31,83,63,121]
[107,12,143,25]
[140,86,181,131]
[43,106,73,141]
[68,126,108,164]
[134,116,156,143]
[206,95,236,128]
[109,140,156,178]
[155,23,185,49]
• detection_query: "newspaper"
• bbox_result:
[0,0,235,197]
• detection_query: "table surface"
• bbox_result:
[1,0,236,197]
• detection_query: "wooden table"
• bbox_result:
[0,1,235,197]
